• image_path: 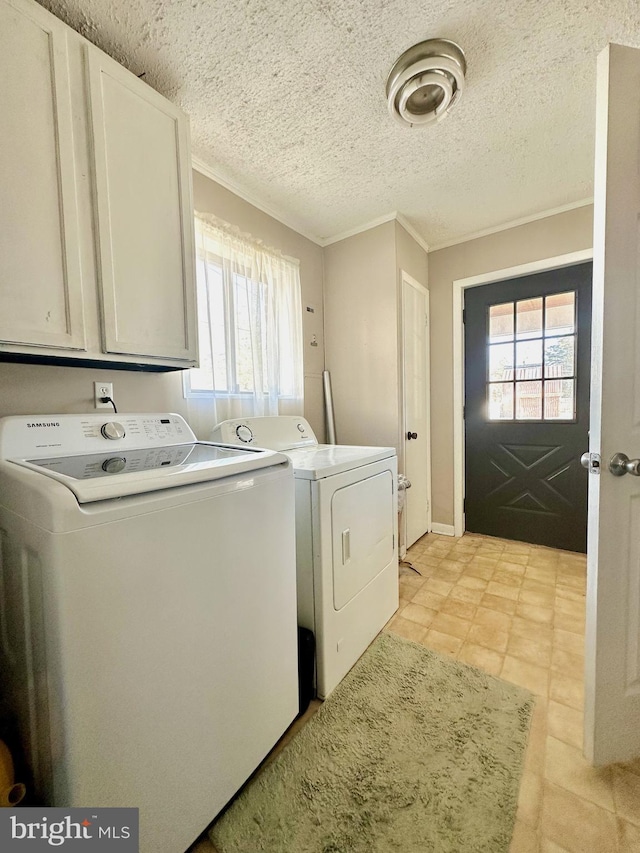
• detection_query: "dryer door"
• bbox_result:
[331,470,395,610]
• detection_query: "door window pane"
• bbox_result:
[545,291,575,335]
[544,379,575,419]
[515,339,543,379]
[488,383,514,420]
[489,302,514,343]
[516,297,543,340]
[544,336,575,378]
[489,343,514,381]
[516,381,542,419]
[484,289,577,422]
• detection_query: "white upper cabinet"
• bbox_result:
[0,0,85,351]
[0,0,198,370]
[86,48,196,362]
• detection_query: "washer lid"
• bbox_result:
[9,441,288,503]
[285,444,396,480]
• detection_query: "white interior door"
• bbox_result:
[401,272,431,549]
[585,43,640,765]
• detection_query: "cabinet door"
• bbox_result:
[86,48,197,364]
[0,0,85,350]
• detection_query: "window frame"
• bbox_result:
[486,290,578,423]
[183,244,298,401]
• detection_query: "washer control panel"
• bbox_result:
[0,413,195,459]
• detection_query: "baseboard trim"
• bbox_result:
[431,523,456,537]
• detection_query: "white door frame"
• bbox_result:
[452,248,594,538]
[399,270,432,553]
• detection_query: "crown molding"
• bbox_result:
[192,156,592,256]
[319,212,400,247]
[191,156,324,246]
[395,213,430,253]
[429,198,594,252]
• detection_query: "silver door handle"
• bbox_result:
[609,452,640,476]
[580,452,590,469]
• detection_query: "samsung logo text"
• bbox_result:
[26,422,60,428]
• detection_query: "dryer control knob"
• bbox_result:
[102,456,126,474]
[101,421,125,441]
[297,423,305,432]
[236,424,253,443]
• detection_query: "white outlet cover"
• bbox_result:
[94,381,113,408]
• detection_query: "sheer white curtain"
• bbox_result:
[184,213,304,438]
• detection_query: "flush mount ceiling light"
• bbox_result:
[386,38,466,128]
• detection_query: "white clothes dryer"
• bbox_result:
[210,416,399,699]
[0,413,298,853]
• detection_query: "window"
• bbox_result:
[487,291,577,421]
[184,214,304,422]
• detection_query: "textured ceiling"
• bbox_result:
[37,0,640,247]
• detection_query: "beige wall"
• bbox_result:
[0,170,326,439]
[192,171,326,439]
[428,204,594,527]
[324,222,397,448]
[323,220,428,453]
[0,361,185,421]
[395,221,428,287]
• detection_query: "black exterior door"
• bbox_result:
[464,263,592,552]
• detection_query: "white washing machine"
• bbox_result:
[210,416,399,699]
[0,413,298,853]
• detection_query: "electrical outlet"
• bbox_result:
[94,381,113,409]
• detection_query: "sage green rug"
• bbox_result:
[210,632,534,853]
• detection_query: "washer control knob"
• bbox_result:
[236,424,253,443]
[102,456,126,474]
[297,423,305,433]
[101,421,125,441]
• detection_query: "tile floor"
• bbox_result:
[193,531,640,853]
[390,532,640,853]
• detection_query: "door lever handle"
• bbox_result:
[609,452,640,476]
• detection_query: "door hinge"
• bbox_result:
[463,405,465,419]
[425,314,429,327]
[462,308,466,324]
[463,497,466,512]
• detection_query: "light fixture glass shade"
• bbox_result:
[386,39,466,128]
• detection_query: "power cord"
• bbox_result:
[399,559,422,576]
[100,396,118,414]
